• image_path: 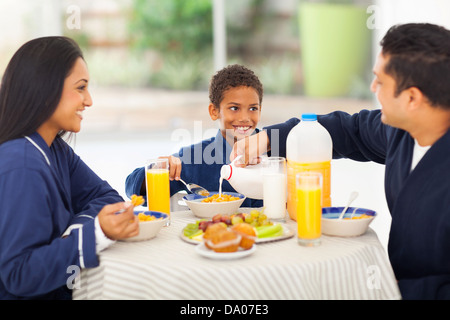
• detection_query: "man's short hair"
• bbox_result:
[380,23,450,109]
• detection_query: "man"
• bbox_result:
[231,23,450,300]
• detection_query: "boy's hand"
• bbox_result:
[230,131,270,167]
[159,155,182,181]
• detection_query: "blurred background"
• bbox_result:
[0,0,449,250]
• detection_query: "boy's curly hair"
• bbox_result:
[209,64,263,108]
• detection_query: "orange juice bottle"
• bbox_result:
[286,113,332,221]
[145,159,171,215]
[296,172,322,245]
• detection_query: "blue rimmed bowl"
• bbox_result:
[321,207,377,237]
[123,210,169,242]
[183,192,246,218]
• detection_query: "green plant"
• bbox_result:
[150,53,213,90]
[253,56,300,95]
[306,0,355,4]
[129,0,213,56]
[84,50,151,87]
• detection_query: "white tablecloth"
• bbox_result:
[73,210,401,300]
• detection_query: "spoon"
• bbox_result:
[338,191,359,220]
[179,179,210,196]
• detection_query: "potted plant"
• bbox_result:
[298,0,372,97]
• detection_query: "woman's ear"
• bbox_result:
[208,103,219,120]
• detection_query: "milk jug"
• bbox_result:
[286,113,332,220]
[220,158,264,199]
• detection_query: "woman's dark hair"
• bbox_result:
[209,64,263,109]
[380,23,450,109]
[0,36,84,144]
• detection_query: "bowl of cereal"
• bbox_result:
[122,210,169,242]
[183,192,246,218]
[321,207,376,237]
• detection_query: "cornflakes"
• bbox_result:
[201,193,240,203]
[137,212,161,222]
[131,194,144,207]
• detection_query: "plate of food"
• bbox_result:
[195,242,256,260]
[181,209,294,245]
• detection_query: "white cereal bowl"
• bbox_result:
[321,207,376,237]
[123,210,169,242]
[183,192,246,218]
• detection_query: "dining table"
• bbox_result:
[72,206,401,300]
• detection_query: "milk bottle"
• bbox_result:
[220,157,264,199]
[286,113,332,220]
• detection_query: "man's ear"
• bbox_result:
[405,86,425,111]
[208,103,219,120]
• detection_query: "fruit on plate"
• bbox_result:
[182,209,283,242]
[255,223,283,238]
[231,223,256,250]
[211,211,273,228]
[198,220,214,232]
[183,222,204,239]
[244,210,272,227]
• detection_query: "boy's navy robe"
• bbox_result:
[125,130,263,208]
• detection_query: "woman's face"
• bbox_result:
[38,57,92,145]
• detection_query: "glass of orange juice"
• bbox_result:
[145,158,170,224]
[296,172,322,246]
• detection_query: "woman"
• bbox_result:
[0,36,139,299]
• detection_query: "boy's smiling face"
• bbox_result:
[209,85,261,145]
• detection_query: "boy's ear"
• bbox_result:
[208,103,219,120]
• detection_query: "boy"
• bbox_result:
[125,64,264,207]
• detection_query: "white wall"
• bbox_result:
[373,0,450,55]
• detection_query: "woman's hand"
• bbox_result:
[230,131,270,167]
[159,155,181,181]
[97,202,139,240]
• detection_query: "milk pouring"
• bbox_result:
[286,113,332,221]
[220,157,264,199]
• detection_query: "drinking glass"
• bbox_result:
[262,157,287,221]
[296,172,322,246]
[145,158,170,223]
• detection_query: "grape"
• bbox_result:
[231,216,243,225]
[258,213,267,223]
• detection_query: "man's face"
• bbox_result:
[370,52,409,129]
